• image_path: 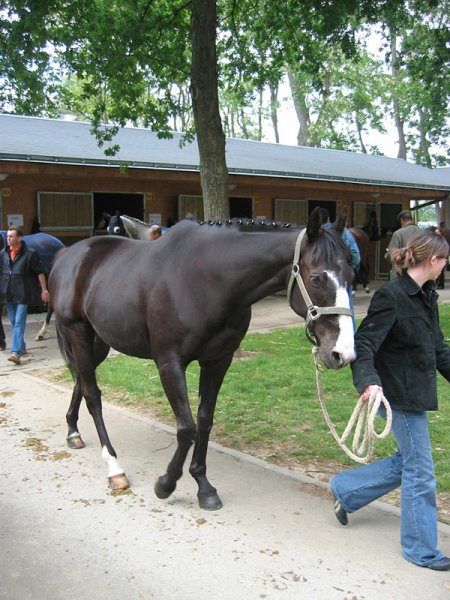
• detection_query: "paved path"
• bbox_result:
[1,285,450,599]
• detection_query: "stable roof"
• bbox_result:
[0,113,448,191]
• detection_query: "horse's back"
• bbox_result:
[51,235,133,286]
[349,227,369,258]
[50,235,154,313]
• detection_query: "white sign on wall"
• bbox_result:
[7,214,24,227]
[148,213,161,225]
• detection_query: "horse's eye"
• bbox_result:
[310,274,321,287]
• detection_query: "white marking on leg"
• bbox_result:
[102,445,125,477]
[35,321,48,340]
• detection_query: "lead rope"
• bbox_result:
[312,347,392,464]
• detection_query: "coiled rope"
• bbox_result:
[312,347,392,464]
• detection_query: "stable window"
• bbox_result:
[273,199,308,225]
[178,195,253,221]
[178,194,204,221]
[38,192,93,231]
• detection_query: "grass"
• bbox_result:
[54,302,450,517]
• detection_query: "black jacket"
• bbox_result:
[0,241,44,305]
[351,271,450,411]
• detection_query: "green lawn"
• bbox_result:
[79,302,450,500]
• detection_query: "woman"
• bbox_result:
[331,229,450,571]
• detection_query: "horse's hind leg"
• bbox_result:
[189,353,234,510]
[65,334,110,450]
[66,377,86,449]
[154,359,196,501]
[63,326,129,490]
[35,308,53,341]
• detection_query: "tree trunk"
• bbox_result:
[417,109,432,168]
[287,70,311,146]
[354,110,368,153]
[190,0,229,220]
[390,33,407,160]
[269,83,279,143]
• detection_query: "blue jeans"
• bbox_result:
[6,302,28,355]
[331,407,445,567]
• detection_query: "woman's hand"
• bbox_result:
[361,384,382,402]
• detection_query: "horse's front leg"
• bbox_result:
[154,360,196,501]
[189,353,234,510]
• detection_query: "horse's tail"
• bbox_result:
[54,320,78,381]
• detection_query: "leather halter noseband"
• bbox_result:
[287,228,353,343]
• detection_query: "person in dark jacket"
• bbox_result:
[330,229,450,571]
[0,226,49,365]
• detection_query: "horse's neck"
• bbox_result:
[218,230,298,306]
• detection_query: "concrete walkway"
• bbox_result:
[1,284,450,599]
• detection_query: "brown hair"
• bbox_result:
[391,230,448,273]
[7,226,23,237]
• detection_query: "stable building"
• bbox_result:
[0,113,449,278]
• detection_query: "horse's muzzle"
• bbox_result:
[321,347,356,370]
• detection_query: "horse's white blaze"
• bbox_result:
[102,445,124,477]
[328,271,356,363]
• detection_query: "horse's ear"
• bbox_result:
[333,211,347,236]
[306,207,322,241]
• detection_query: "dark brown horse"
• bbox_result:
[349,227,371,293]
[49,208,356,510]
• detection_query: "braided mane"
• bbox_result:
[194,218,296,230]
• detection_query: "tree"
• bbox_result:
[2,0,443,222]
[190,0,228,218]
[376,0,449,165]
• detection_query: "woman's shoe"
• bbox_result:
[332,492,348,525]
[424,556,450,571]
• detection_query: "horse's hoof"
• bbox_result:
[198,492,223,511]
[365,286,370,293]
[154,476,176,499]
[109,473,130,490]
[67,434,85,449]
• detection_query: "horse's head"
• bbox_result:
[107,211,127,236]
[97,212,111,230]
[288,207,356,369]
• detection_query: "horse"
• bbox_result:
[96,211,112,231]
[107,212,167,240]
[348,227,371,293]
[0,231,64,342]
[48,208,356,510]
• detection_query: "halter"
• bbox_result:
[287,228,353,344]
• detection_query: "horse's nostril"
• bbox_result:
[332,351,343,366]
